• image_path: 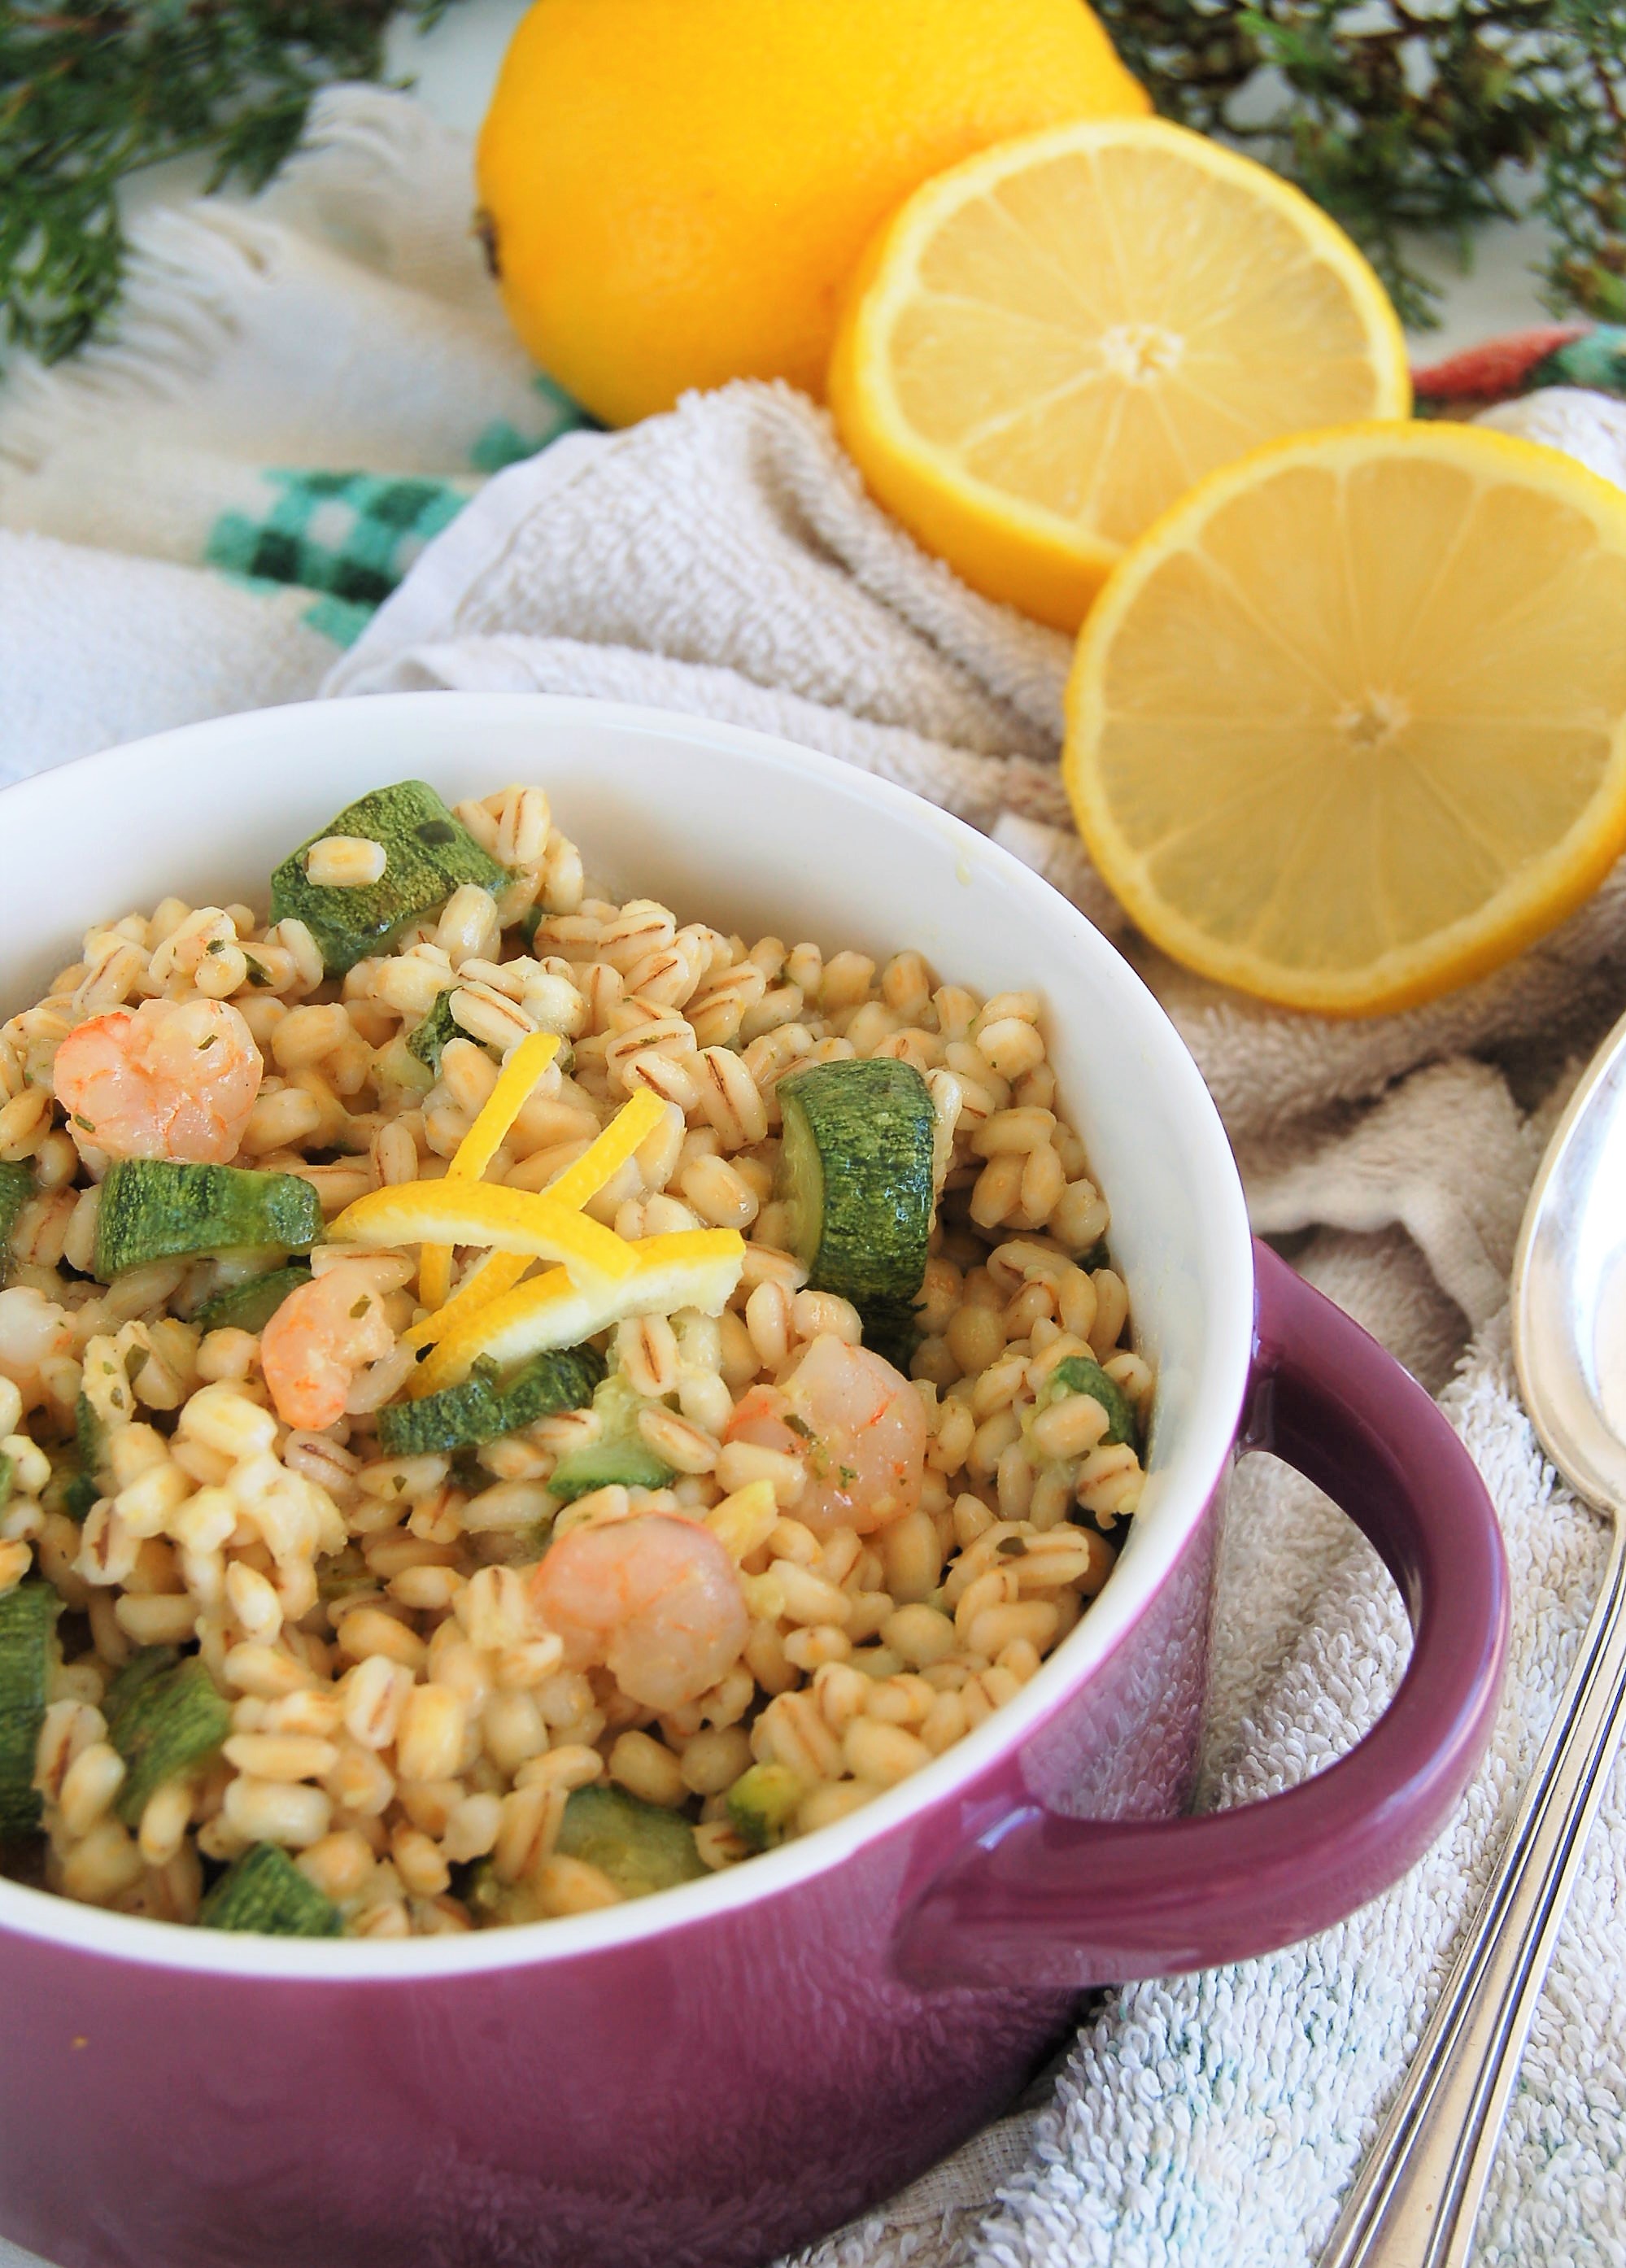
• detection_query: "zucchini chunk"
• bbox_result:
[0,1583,62,1839]
[198,1842,342,1937]
[554,1784,706,1899]
[776,1058,935,1362]
[0,1454,12,1512]
[0,1161,33,1271]
[726,1762,802,1852]
[406,990,461,1075]
[1042,1354,1140,1450]
[75,1393,109,1497]
[377,1344,604,1459]
[547,1373,674,1503]
[95,1160,323,1280]
[106,1654,230,1826]
[192,1263,312,1338]
[270,782,506,977]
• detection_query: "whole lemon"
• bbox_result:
[475,0,1149,428]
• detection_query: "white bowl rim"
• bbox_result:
[0,693,1255,1981]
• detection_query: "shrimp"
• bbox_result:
[260,1262,397,1432]
[52,998,262,1165]
[527,1512,749,1712]
[725,1332,926,1535]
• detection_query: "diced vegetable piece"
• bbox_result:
[103,1645,179,1720]
[553,1784,707,1899]
[193,1263,313,1338]
[0,1162,33,1267]
[413,1229,745,1394]
[0,1584,62,1839]
[94,1160,323,1280]
[549,1373,674,1503]
[378,1366,504,1458]
[0,1455,12,1512]
[407,991,460,1074]
[331,1180,634,1289]
[106,1655,230,1825]
[777,1058,934,1361]
[1042,1355,1140,1449]
[726,1762,803,1852]
[198,1842,342,1937]
[52,1460,98,1524]
[377,1343,605,1458]
[499,1344,606,1433]
[75,1393,108,1494]
[270,782,506,977]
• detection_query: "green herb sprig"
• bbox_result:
[1092,0,1626,328]
[0,0,460,369]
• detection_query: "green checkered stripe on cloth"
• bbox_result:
[207,469,473,640]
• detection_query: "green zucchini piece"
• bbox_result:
[0,1161,33,1266]
[499,1344,606,1432]
[726,1762,802,1853]
[378,1365,504,1459]
[103,1645,180,1720]
[547,1372,674,1504]
[376,1344,604,1459]
[0,1583,62,1839]
[193,1263,312,1337]
[554,1784,706,1899]
[1042,1354,1140,1450]
[776,1058,934,1362]
[198,1842,342,1937]
[0,1455,11,1511]
[106,1655,230,1825]
[75,1393,108,1493]
[95,1160,322,1280]
[406,990,461,1074]
[42,1434,98,1524]
[269,781,505,977]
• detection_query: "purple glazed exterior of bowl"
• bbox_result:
[0,699,1508,2268]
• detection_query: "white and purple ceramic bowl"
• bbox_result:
[0,696,1506,2268]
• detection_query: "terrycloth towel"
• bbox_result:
[7,81,1626,2268]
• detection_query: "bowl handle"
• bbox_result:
[890,1240,1510,1990]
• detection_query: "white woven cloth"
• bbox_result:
[6,83,1626,2268]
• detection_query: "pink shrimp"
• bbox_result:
[725,1333,926,1536]
[260,1262,397,1431]
[527,1512,749,1712]
[52,998,262,1165]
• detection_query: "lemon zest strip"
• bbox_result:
[332,1179,636,1288]
[419,1028,561,1309]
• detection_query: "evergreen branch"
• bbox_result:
[0,0,459,367]
[1092,0,1626,329]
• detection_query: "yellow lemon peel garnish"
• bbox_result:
[401,1087,670,1354]
[331,1180,636,1289]
[418,1028,562,1310]
[412,1229,745,1394]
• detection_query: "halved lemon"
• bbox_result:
[1065,421,1626,1015]
[828,118,1410,630]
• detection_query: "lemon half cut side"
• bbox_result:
[1065,421,1626,1015]
[830,117,1410,629]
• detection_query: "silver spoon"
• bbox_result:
[1319,1004,1626,2268]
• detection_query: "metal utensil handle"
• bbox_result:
[1321,1507,1626,2268]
